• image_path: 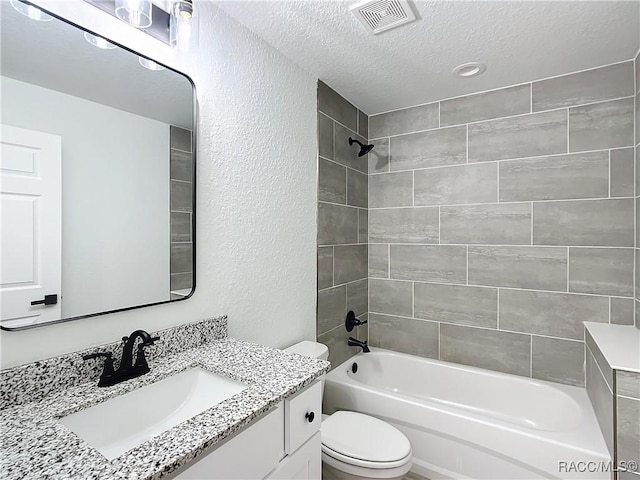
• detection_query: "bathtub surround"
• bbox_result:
[368,60,637,388]
[635,49,640,330]
[0,316,328,479]
[170,125,194,296]
[1,2,318,367]
[584,323,640,476]
[317,81,369,367]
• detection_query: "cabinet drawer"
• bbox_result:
[174,404,284,479]
[284,381,322,454]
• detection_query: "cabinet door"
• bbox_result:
[285,381,322,454]
[267,432,321,480]
[174,405,285,479]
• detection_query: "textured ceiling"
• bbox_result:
[1,1,193,127]
[217,0,640,114]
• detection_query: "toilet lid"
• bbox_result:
[321,411,411,464]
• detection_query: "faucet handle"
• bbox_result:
[82,352,116,387]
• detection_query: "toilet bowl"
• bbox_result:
[285,341,412,480]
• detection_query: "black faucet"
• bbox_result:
[83,330,159,387]
[348,337,370,353]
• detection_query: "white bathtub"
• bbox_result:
[323,349,610,480]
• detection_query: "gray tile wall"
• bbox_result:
[635,50,640,331]
[317,81,369,368]
[367,61,637,387]
[170,126,194,297]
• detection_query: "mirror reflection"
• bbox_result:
[0,1,195,330]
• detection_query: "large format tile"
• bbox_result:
[390,245,467,284]
[440,324,531,376]
[617,396,640,465]
[414,283,497,328]
[347,169,368,208]
[369,279,413,317]
[318,113,334,160]
[319,158,346,204]
[318,324,359,371]
[532,62,634,111]
[440,203,531,245]
[334,245,368,284]
[499,151,609,201]
[318,203,358,245]
[369,207,439,243]
[170,149,193,182]
[170,272,192,291]
[335,123,368,173]
[369,171,413,208]
[369,138,390,173]
[369,314,438,359]
[170,125,192,152]
[317,285,346,335]
[414,163,497,206]
[586,349,614,454]
[171,180,193,212]
[318,80,357,131]
[568,247,634,296]
[369,244,389,278]
[468,110,567,162]
[358,209,368,244]
[499,289,608,340]
[440,84,531,126]
[358,110,368,138]
[617,371,640,399]
[468,246,567,291]
[318,247,333,290]
[610,148,635,197]
[569,97,634,151]
[532,336,584,387]
[369,103,438,138]
[533,199,634,247]
[611,297,634,326]
[171,212,191,242]
[390,126,467,170]
[170,244,192,274]
[347,279,368,317]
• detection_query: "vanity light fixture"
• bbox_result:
[84,0,196,49]
[115,0,152,28]
[452,62,486,78]
[10,0,53,21]
[139,57,166,71]
[84,32,117,50]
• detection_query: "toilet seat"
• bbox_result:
[321,411,412,470]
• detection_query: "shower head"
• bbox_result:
[349,137,374,157]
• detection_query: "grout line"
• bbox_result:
[566,247,570,292]
[332,246,335,286]
[437,321,441,360]
[608,296,612,324]
[319,155,367,176]
[412,170,415,207]
[608,150,612,198]
[368,58,634,117]
[530,335,533,377]
[497,289,500,329]
[466,245,469,284]
[437,101,441,128]
[412,282,415,318]
[530,202,534,245]
[566,108,570,153]
[529,83,533,113]
[466,124,469,163]
[367,241,633,250]
[438,206,441,244]
[387,243,391,279]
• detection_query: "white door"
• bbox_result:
[0,125,62,329]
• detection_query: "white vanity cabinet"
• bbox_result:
[173,381,322,480]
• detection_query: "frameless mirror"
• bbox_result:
[0,1,196,330]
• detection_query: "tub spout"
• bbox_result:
[348,337,370,353]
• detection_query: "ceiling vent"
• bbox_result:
[351,0,417,35]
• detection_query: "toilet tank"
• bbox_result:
[285,341,329,397]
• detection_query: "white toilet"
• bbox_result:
[285,341,412,480]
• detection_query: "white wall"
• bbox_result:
[0,0,318,367]
[1,76,170,319]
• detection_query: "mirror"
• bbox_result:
[0,1,196,330]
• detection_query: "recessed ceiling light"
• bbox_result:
[138,57,166,71]
[10,0,53,21]
[84,32,117,50]
[452,62,486,78]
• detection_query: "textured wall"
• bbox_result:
[317,81,369,368]
[1,1,317,367]
[368,61,636,387]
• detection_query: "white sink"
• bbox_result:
[59,367,248,460]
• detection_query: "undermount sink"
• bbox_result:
[59,367,248,460]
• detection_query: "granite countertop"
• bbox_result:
[0,338,329,480]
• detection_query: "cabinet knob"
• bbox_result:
[305,411,315,423]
